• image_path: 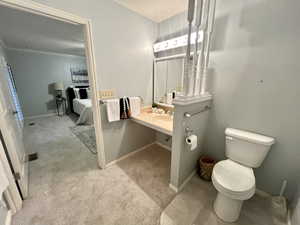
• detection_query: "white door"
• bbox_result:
[0,58,28,199]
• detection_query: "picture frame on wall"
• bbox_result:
[70,67,89,83]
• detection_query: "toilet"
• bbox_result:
[212,128,275,222]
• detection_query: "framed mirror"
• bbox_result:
[153,55,185,107]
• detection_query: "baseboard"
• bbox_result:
[179,170,197,192]
[255,188,271,197]
[287,209,292,225]
[155,141,172,151]
[5,210,12,225]
[169,183,178,192]
[105,142,156,168]
[25,112,56,120]
[169,170,197,193]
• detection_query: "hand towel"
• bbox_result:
[106,99,120,122]
[129,97,141,117]
[120,97,131,120]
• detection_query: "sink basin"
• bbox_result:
[131,107,173,136]
[145,112,172,121]
[153,114,172,121]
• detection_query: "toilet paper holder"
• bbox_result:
[185,127,193,136]
[185,128,198,151]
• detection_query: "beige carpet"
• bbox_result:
[161,175,277,225]
[12,116,175,225]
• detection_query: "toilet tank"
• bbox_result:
[225,128,275,168]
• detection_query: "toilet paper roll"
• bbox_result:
[186,134,197,151]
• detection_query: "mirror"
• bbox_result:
[154,56,184,106]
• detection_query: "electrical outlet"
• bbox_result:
[99,89,115,99]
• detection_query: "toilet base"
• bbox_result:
[214,192,243,222]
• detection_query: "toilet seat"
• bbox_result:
[212,159,255,200]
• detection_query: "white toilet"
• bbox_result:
[212,128,275,222]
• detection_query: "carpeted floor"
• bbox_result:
[161,175,277,225]
[12,115,278,225]
[12,115,175,225]
[70,125,97,154]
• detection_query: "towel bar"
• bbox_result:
[184,105,211,118]
[100,96,143,105]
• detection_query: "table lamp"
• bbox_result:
[54,82,64,98]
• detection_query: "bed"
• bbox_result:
[73,98,93,125]
[66,86,93,125]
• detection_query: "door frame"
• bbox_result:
[0,0,106,210]
[0,137,22,213]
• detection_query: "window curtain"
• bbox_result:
[6,64,24,128]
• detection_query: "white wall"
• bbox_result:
[32,0,157,105]
[29,0,158,163]
[0,43,9,225]
[290,181,300,225]
[0,41,7,59]
[6,48,87,117]
[158,0,300,199]
[170,100,210,188]
[204,0,300,199]
[3,0,298,203]
[156,132,172,149]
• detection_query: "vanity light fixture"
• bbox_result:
[153,31,203,53]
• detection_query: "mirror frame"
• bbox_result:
[153,54,186,107]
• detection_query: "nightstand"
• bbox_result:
[56,97,67,116]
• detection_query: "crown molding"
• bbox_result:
[5,46,86,58]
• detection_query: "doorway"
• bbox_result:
[0,0,105,213]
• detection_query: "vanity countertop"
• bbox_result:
[131,107,173,136]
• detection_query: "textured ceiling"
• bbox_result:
[115,0,187,22]
[0,6,85,56]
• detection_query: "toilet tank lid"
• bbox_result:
[225,128,275,146]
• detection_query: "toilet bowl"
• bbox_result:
[212,128,275,222]
[212,159,255,222]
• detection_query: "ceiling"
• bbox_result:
[114,0,187,23]
[0,6,85,56]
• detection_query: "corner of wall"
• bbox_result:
[170,100,212,189]
[290,182,300,225]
